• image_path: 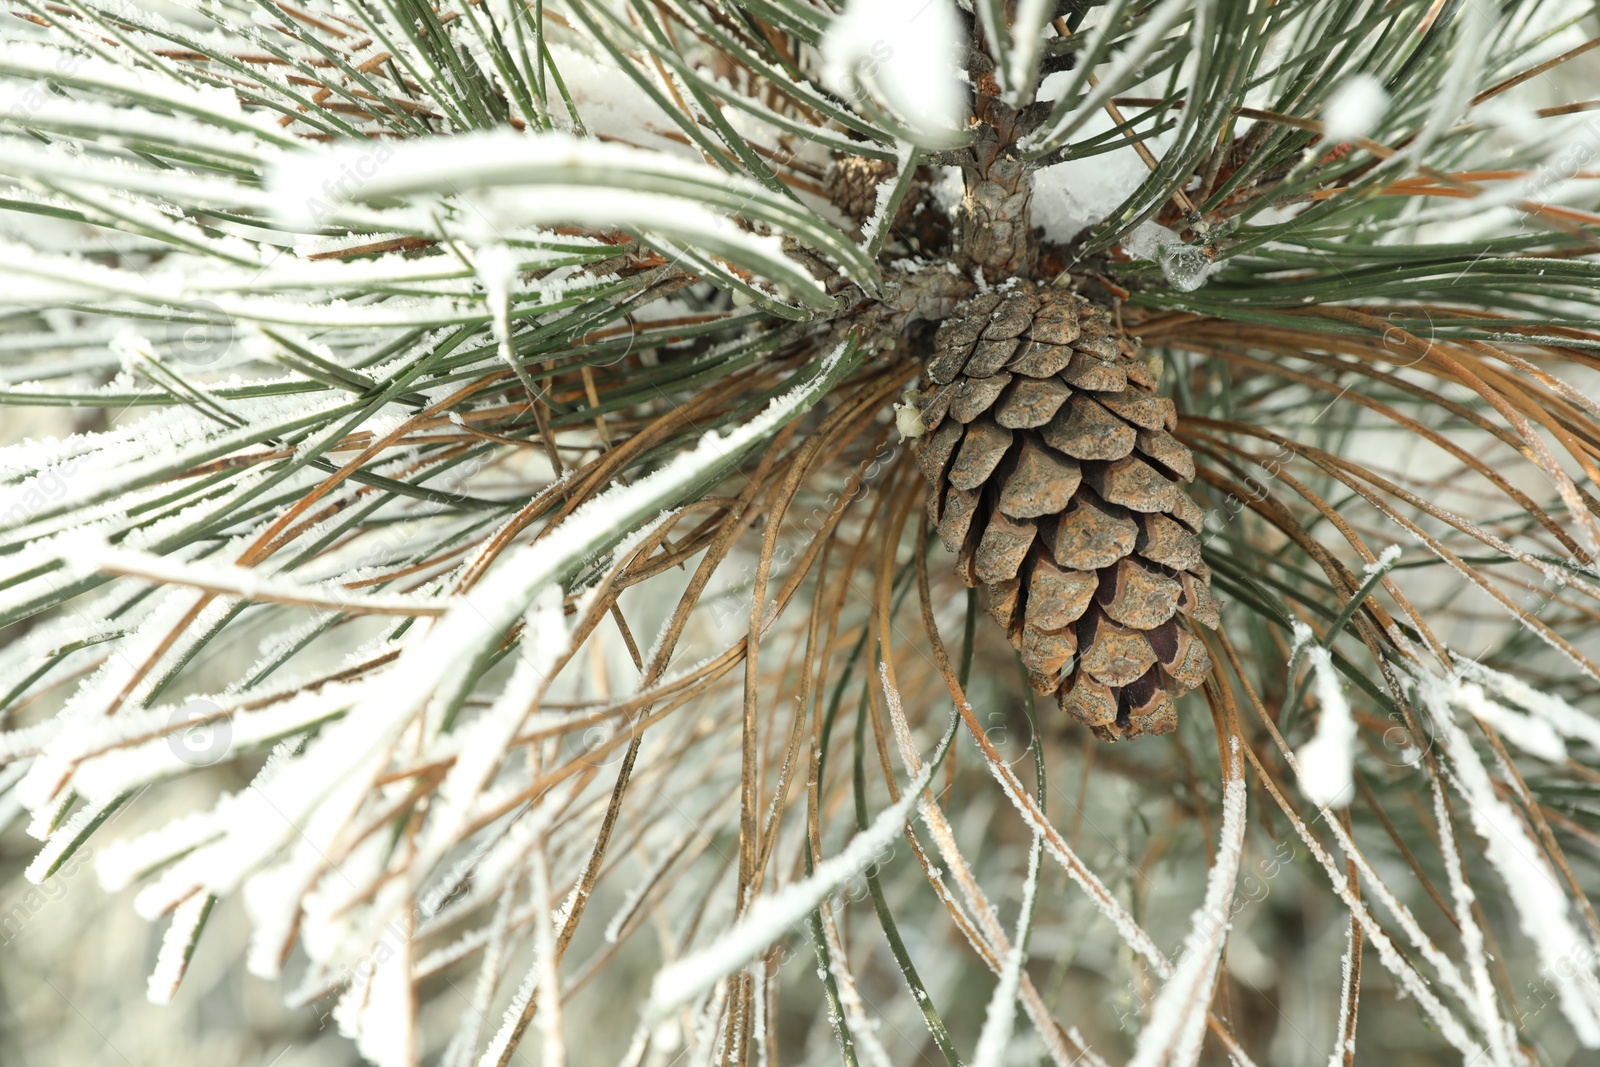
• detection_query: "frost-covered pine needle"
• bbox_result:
[1416,672,1600,1047]
[146,892,214,1006]
[1430,777,1519,1067]
[1129,740,1246,1067]
[971,832,1041,1067]
[646,714,957,1017]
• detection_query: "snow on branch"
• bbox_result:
[1430,777,1519,1067]
[822,0,967,148]
[268,130,867,303]
[1415,670,1600,1047]
[0,40,296,146]
[1289,621,1358,808]
[971,832,1041,1067]
[62,535,452,617]
[1457,658,1600,753]
[75,339,859,943]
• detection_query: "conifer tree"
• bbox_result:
[3,2,1600,1064]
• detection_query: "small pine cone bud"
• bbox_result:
[827,155,897,222]
[911,284,1220,741]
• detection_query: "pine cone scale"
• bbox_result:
[1060,356,1125,392]
[997,440,1078,518]
[973,512,1036,585]
[995,377,1071,428]
[950,373,1013,422]
[1085,455,1179,513]
[966,338,1022,377]
[1053,495,1137,570]
[947,419,1011,490]
[1009,340,1075,376]
[1098,558,1183,630]
[1026,560,1097,629]
[1042,397,1135,460]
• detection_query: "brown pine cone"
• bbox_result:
[827,155,897,222]
[912,284,1219,741]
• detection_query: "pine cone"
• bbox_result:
[827,155,897,222]
[912,284,1219,741]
